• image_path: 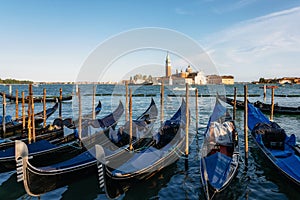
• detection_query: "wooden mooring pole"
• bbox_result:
[125,81,129,122]
[9,85,12,102]
[59,88,62,119]
[244,85,248,165]
[195,88,198,133]
[43,88,46,128]
[185,83,189,156]
[160,82,164,126]
[129,89,133,151]
[30,85,36,142]
[233,87,237,121]
[15,89,19,120]
[92,85,96,120]
[27,85,32,144]
[263,85,266,102]
[78,88,82,140]
[270,87,275,121]
[2,93,6,137]
[22,91,25,130]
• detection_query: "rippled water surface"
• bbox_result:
[0,83,299,200]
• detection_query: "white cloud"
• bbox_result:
[203,6,300,81]
[212,0,258,14]
[175,8,193,15]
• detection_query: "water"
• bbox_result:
[0,83,299,200]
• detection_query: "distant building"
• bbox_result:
[206,75,222,84]
[163,53,206,85]
[278,77,300,84]
[221,75,234,85]
[206,75,234,84]
[165,53,172,78]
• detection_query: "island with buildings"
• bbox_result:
[125,53,234,85]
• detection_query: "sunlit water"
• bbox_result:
[0,83,299,200]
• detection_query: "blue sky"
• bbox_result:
[1,0,300,82]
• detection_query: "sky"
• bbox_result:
[0,0,300,82]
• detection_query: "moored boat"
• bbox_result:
[97,99,188,199]
[0,102,59,138]
[1,101,122,173]
[200,98,239,200]
[248,102,300,187]
[0,92,72,103]
[14,99,158,196]
[220,96,300,115]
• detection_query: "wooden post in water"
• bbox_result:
[31,86,36,142]
[27,85,32,144]
[185,83,189,156]
[195,88,198,133]
[92,85,96,120]
[59,88,62,119]
[129,89,133,151]
[9,85,12,102]
[233,87,237,121]
[15,89,19,120]
[43,88,46,128]
[2,93,6,137]
[160,82,164,126]
[244,85,248,165]
[263,85,266,102]
[125,81,129,122]
[270,87,275,121]
[78,88,82,140]
[22,91,25,130]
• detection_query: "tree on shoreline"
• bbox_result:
[0,78,33,84]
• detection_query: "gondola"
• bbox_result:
[247,102,300,187]
[2,101,122,173]
[0,91,72,103]
[97,99,188,199]
[220,96,300,115]
[0,102,59,138]
[0,101,101,149]
[14,99,158,196]
[253,100,300,115]
[199,98,239,200]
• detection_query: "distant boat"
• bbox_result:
[128,81,153,86]
[0,92,72,103]
[220,96,300,115]
[174,86,196,91]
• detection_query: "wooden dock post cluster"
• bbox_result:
[27,84,36,143]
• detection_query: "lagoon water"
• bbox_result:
[0,83,299,200]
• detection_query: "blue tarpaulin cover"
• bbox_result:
[247,103,270,131]
[204,152,232,190]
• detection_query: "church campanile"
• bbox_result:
[165,52,171,77]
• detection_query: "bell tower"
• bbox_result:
[165,52,171,77]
